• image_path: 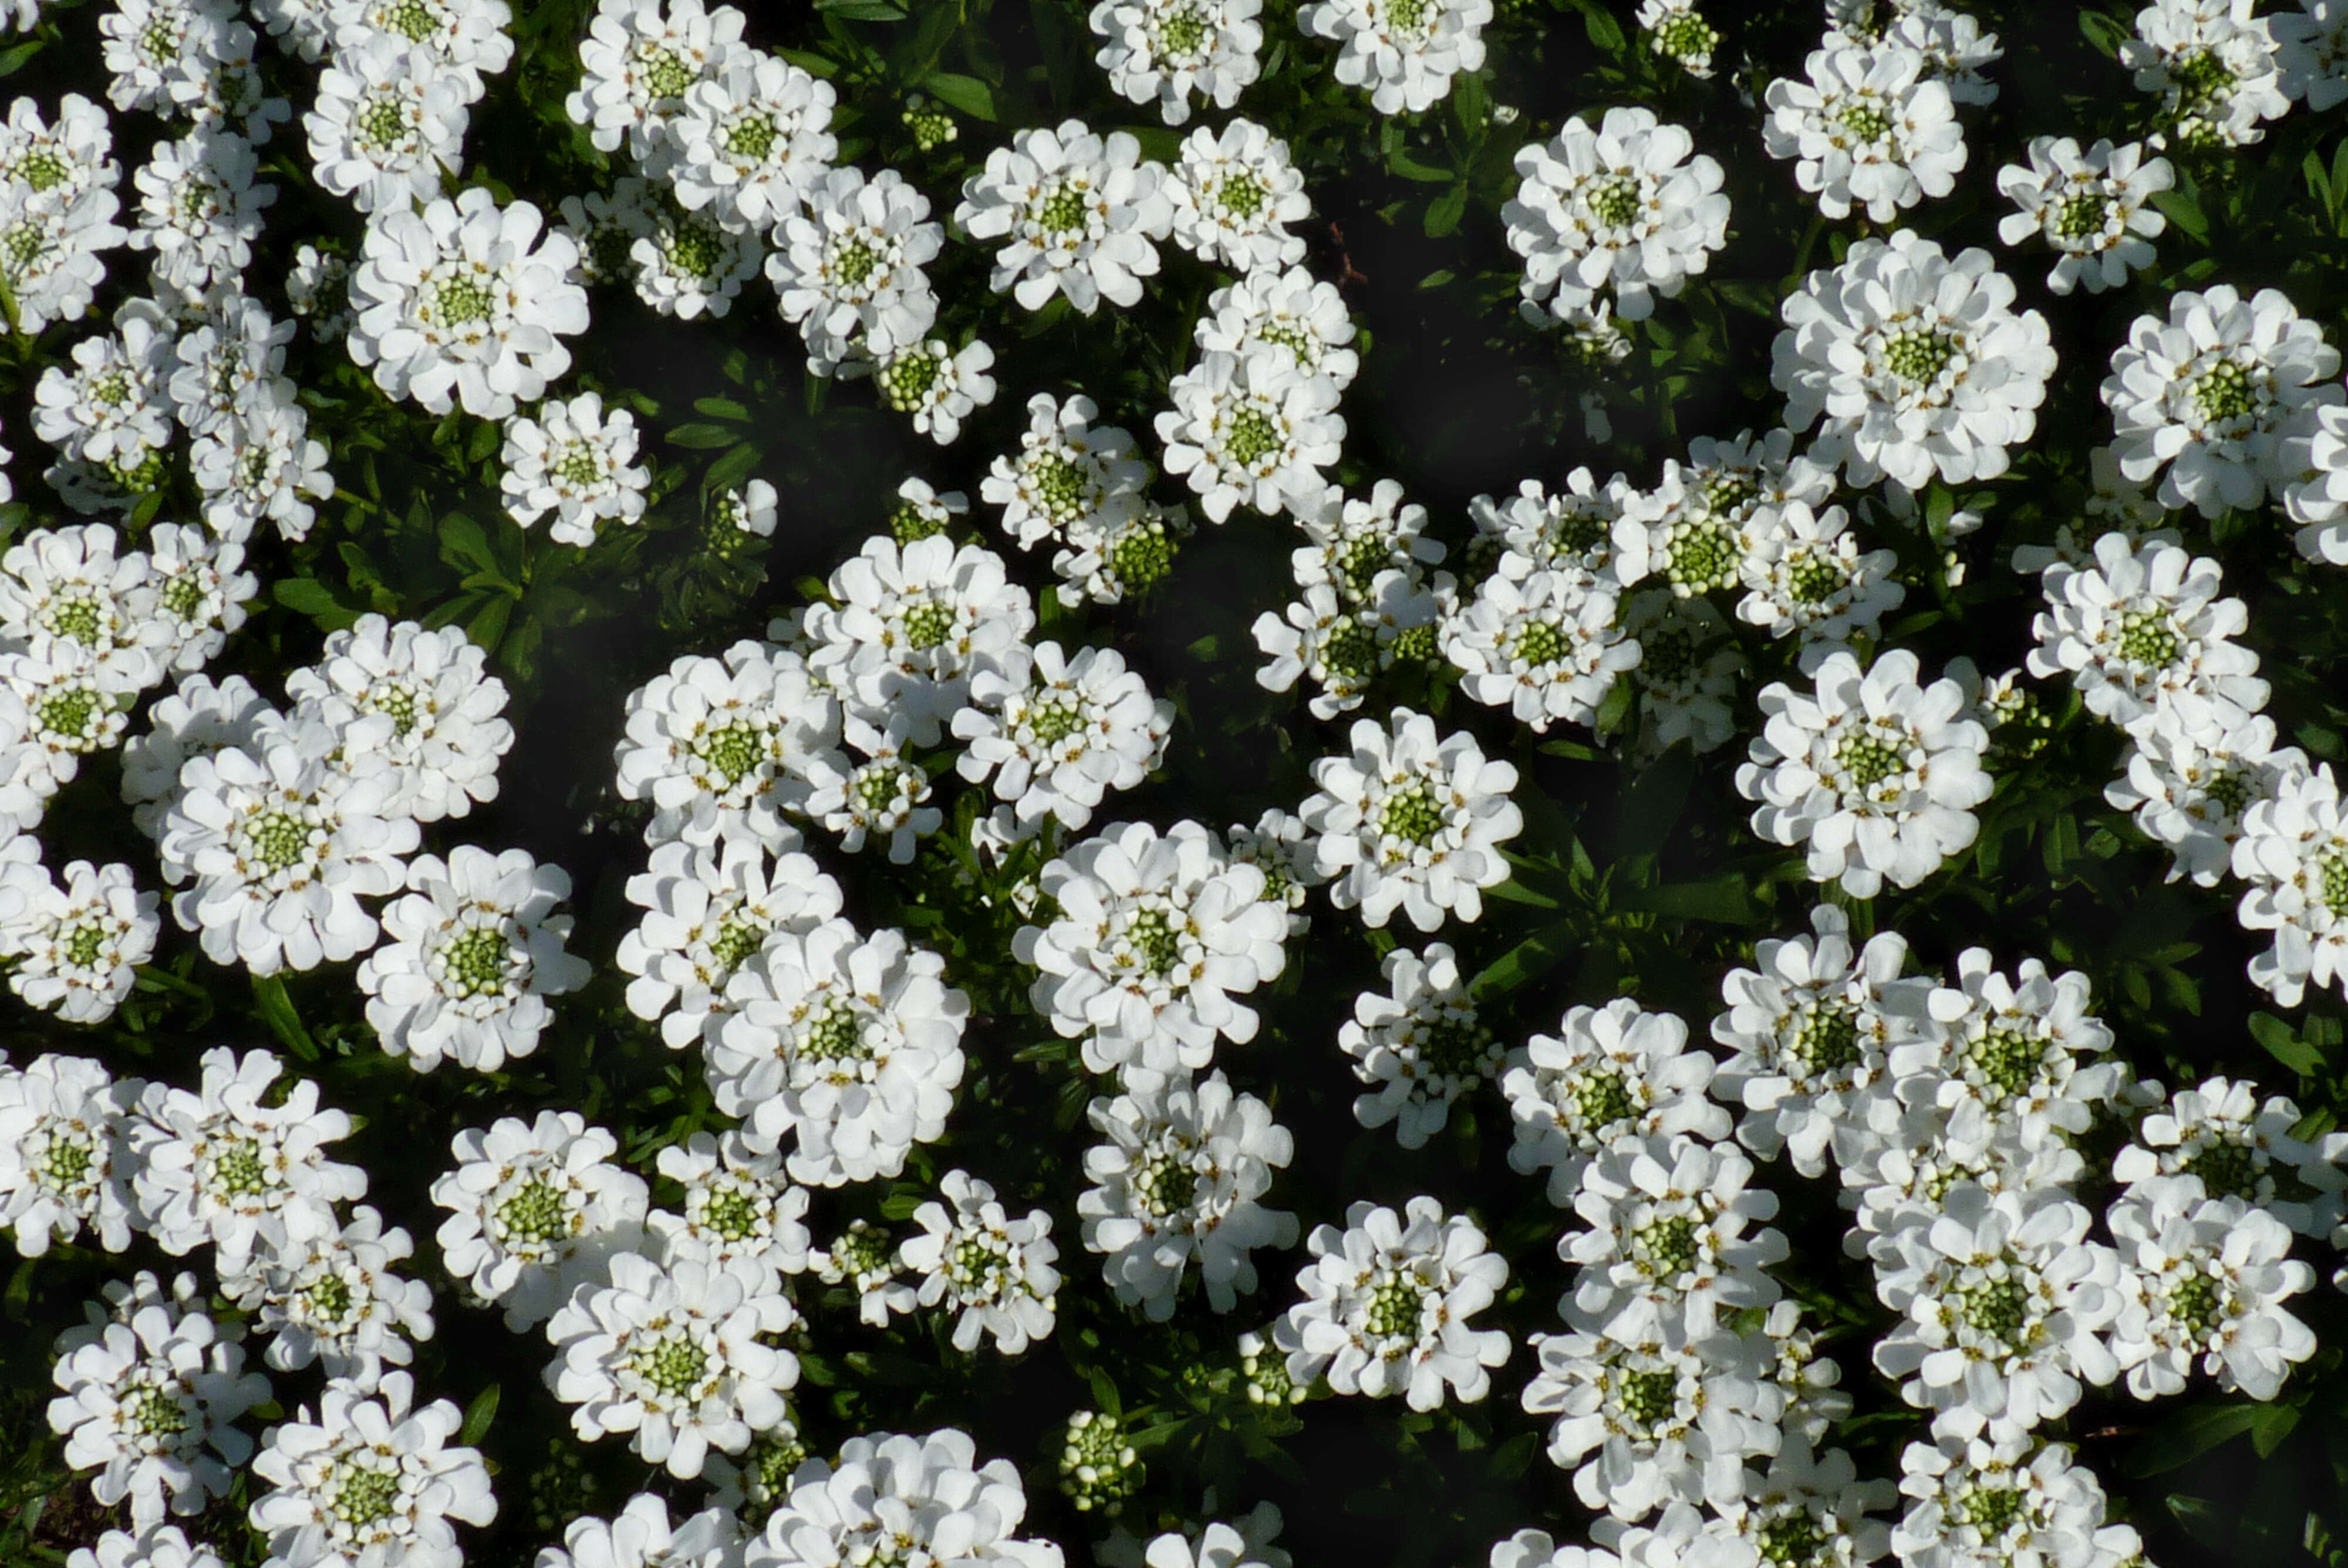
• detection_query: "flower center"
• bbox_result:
[1027,450,1096,524]
[632,1330,711,1399]
[431,272,496,327]
[1224,404,1283,468]
[1386,0,1432,35]
[330,1460,404,1532]
[901,597,955,651]
[355,94,410,152]
[1109,521,1177,590]
[122,1378,191,1439]
[494,1177,570,1247]
[1135,1147,1200,1216]
[1634,1214,1701,1280]
[1035,179,1090,235]
[1156,5,1209,56]
[1024,692,1087,748]
[1834,729,1905,794]
[1571,1068,1637,1131]
[1786,552,1847,605]
[1884,326,1956,386]
[384,0,437,43]
[2319,849,2348,919]
[305,1272,356,1326]
[851,761,917,818]
[1759,1511,1829,1567]
[1588,173,1643,229]
[438,925,515,999]
[799,997,875,1065]
[19,149,66,192]
[2172,48,2236,113]
[1616,1367,1679,1434]
[1954,1272,2032,1344]
[39,1128,95,1190]
[641,45,696,103]
[664,214,726,280]
[704,1187,761,1243]
[2167,1269,2226,1338]
[208,1136,273,1198]
[1955,1483,2025,1536]
[1321,616,1381,680]
[552,441,605,489]
[1965,1026,2044,1100]
[726,111,778,162]
[2202,765,2253,817]
[62,921,107,969]
[89,370,130,407]
[1216,171,1267,221]
[1362,1272,1426,1340]
[2181,1138,2259,1202]
[831,235,880,288]
[706,915,765,976]
[2054,190,2112,242]
[161,574,206,621]
[2193,359,2260,425]
[1121,905,1188,979]
[1657,12,1718,59]
[879,348,942,408]
[1378,780,1445,847]
[2115,610,2180,668]
[1513,617,1571,668]
[242,808,318,876]
[693,718,768,787]
[1790,999,1864,1075]
[1836,96,1892,143]
[1666,518,1739,593]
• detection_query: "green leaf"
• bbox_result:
[1570,0,1626,52]
[458,1383,501,1447]
[0,39,41,79]
[1616,875,1760,925]
[2251,1401,2301,1458]
[814,0,906,16]
[272,577,360,630]
[250,975,319,1062]
[692,395,749,421]
[1424,184,1468,238]
[1468,920,1576,1001]
[439,511,498,576]
[2250,1011,2325,1075]
[2151,188,2207,243]
[2121,1403,2261,1476]
[923,72,998,121]
[1386,146,1452,184]
[668,421,740,450]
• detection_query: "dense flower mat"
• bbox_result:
[4,1,2348,1567]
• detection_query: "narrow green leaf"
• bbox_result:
[250,975,319,1062]
[693,396,749,421]
[923,72,998,121]
[814,0,906,17]
[2250,1011,2325,1075]
[668,421,740,450]
[2121,1403,2261,1476]
[458,1383,501,1447]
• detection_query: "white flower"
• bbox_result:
[130,127,274,302]
[565,0,744,157]
[2112,1074,2344,1236]
[708,920,968,1187]
[0,646,131,825]
[1487,1530,1618,1568]
[617,837,844,1049]
[1443,556,1637,734]
[1156,346,1345,523]
[795,533,1034,745]
[741,1427,1064,1568]
[328,0,515,96]
[225,1204,434,1391]
[131,1046,364,1270]
[898,1168,1061,1354]
[1195,264,1359,389]
[248,1370,497,1568]
[1051,497,1195,608]
[2105,709,2302,886]
[539,1493,743,1568]
[33,303,176,471]
[1079,1070,1297,1319]
[1341,942,1503,1150]
[1870,1184,2123,1441]
[666,49,836,230]
[1520,1323,1783,1521]
[1300,706,1522,932]
[348,186,588,420]
[2232,762,2348,1006]
[1892,1434,2124,1568]
[498,391,651,547]
[650,1131,812,1286]
[282,614,514,823]
[953,641,1174,836]
[1762,45,1966,223]
[304,39,468,214]
[614,640,833,850]
[557,175,656,285]
[1469,471,1638,584]
[1711,904,1923,1176]
[1773,231,2053,490]
[2122,0,2288,147]
[48,1285,266,1528]
[2106,1180,2315,1401]
[1504,107,1728,325]
[1737,647,1992,899]
[9,546,156,692]
[0,96,127,336]
[0,1053,142,1256]
[714,477,779,538]
[1166,117,1309,273]
[429,1111,649,1331]
[1503,999,1729,1204]
[2271,397,2348,562]
[1090,0,1264,126]
[287,243,353,336]
[953,119,1173,315]
[1841,1103,2089,1249]
[71,1526,228,1568]
[122,671,281,844]
[1564,1133,1789,1343]
[981,391,1151,552]
[768,164,940,373]
[160,718,419,975]
[2277,0,2348,107]
[1106,1510,1288,1568]
[1298,0,1493,114]
[548,1248,798,1479]
[1895,950,2127,1155]
[1639,0,1720,76]
[1994,136,2170,296]
[1276,1195,1508,1410]
[2103,283,2343,517]
[193,399,334,543]
[871,336,997,444]
[1016,819,1287,1080]
[1733,499,1905,647]
[1703,1443,1898,1568]
[0,858,158,1023]
[356,846,590,1073]
[798,714,943,863]
[2026,530,2265,737]
[811,1218,919,1328]
[146,524,254,673]
[628,192,762,320]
